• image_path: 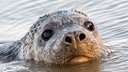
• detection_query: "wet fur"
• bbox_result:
[0,10,107,64]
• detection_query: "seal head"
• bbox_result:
[20,10,104,64]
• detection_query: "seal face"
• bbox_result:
[0,10,104,64]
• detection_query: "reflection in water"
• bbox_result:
[27,60,101,72]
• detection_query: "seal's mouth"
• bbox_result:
[68,55,91,64]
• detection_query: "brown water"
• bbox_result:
[0,0,128,72]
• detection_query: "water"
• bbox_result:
[0,0,128,72]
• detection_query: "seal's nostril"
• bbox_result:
[79,33,86,41]
[65,36,72,43]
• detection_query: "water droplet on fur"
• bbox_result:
[64,29,67,32]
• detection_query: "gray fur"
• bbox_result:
[0,10,104,64]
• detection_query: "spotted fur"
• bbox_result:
[0,10,105,64]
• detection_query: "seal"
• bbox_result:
[0,10,105,64]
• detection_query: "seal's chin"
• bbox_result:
[69,56,91,64]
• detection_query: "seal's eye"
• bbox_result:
[84,21,95,31]
[42,30,54,41]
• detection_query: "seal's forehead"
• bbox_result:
[46,10,90,25]
[49,10,87,19]
[37,10,92,30]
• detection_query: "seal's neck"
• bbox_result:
[0,40,22,62]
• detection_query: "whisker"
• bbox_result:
[104,46,112,56]
[96,48,104,59]
[98,46,113,61]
